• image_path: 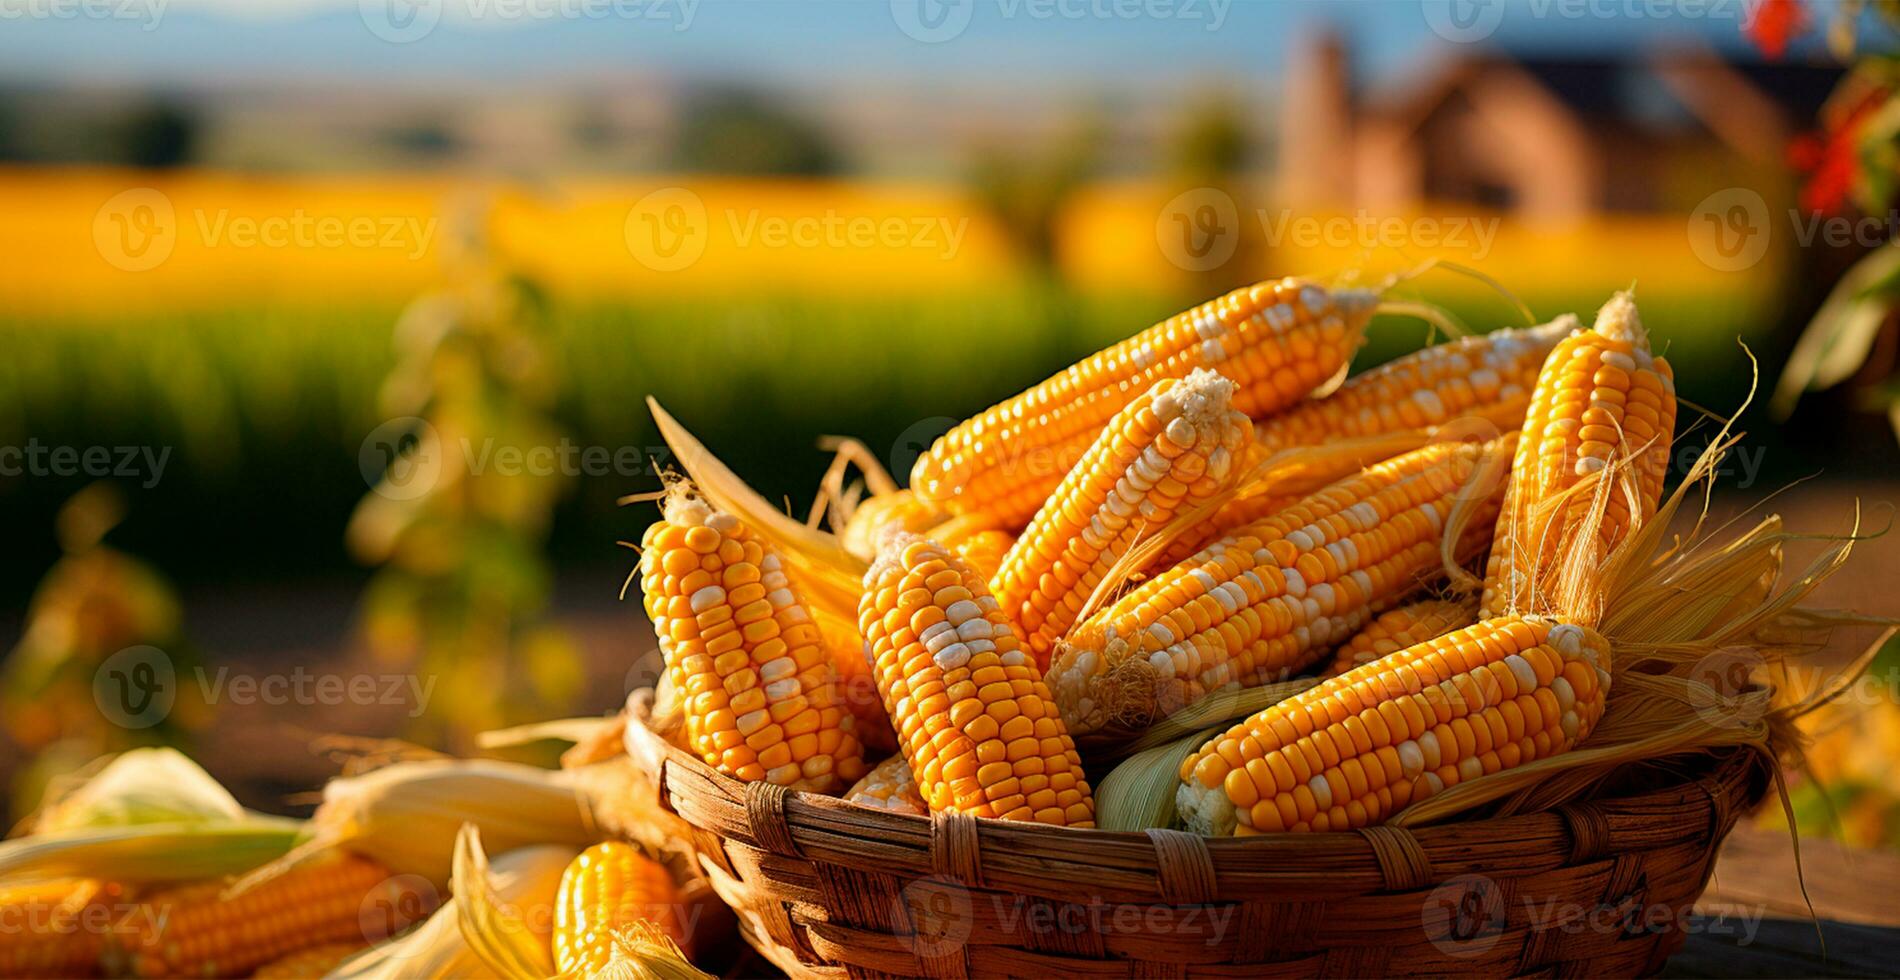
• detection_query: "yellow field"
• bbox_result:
[0,167,1786,314]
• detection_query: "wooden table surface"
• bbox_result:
[1672,828,1900,977]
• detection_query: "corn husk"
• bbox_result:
[241,759,598,891]
[326,841,578,980]
[2,747,304,885]
[0,818,304,884]
[452,826,709,980]
[33,748,245,831]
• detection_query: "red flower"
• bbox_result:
[1748,0,1807,60]
[1792,94,1885,217]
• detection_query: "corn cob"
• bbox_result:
[1481,294,1676,619]
[1048,436,1513,740]
[841,490,944,562]
[1154,324,1569,570]
[250,942,365,978]
[811,604,898,754]
[121,854,432,978]
[950,529,1016,583]
[860,535,1095,826]
[842,754,927,816]
[1178,616,1609,835]
[993,369,1252,666]
[0,879,124,979]
[552,842,689,974]
[1322,597,1480,677]
[640,487,868,791]
[1253,318,1575,452]
[911,278,1379,527]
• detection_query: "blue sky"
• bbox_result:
[0,0,1785,92]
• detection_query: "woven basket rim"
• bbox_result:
[625,710,1770,905]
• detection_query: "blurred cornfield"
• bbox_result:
[0,167,1827,596]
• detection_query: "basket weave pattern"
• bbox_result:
[622,719,1765,979]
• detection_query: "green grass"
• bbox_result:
[0,284,1787,596]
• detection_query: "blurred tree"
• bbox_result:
[1165,91,1260,297]
[113,101,198,169]
[386,119,461,162]
[0,483,207,819]
[966,115,1104,273]
[671,87,840,176]
[0,99,19,162]
[347,202,583,748]
[1169,92,1251,178]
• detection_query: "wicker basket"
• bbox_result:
[613,711,1768,979]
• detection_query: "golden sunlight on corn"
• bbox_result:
[910,278,1379,528]
[1322,596,1480,677]
[1178,616,1610,836]
[992,368,1252,667]
[552,842,690,975]
[1047,436,1513,740]
[1481,293,1677,619]
[860,535,1094,826]
[640,487,868,792]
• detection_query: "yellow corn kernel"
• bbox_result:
[640,488,869,791]
[1482,294,1676,619]
[842,754,927,816]
[1178,615,1610,835]
[1048,436,1513,740]
[859,535,1094,826]
[123,854,432,978]
[950,530,1016,583]
[992,369,1252,666]
[553,842,690,974]
[1321,597,1479,677]
[1254,317,1575,452]
[912,278,1379,528]
[0,879,124,979]
[840,490,944,562]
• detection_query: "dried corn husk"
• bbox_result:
[326,842,578,980]
[243,759,598,891]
